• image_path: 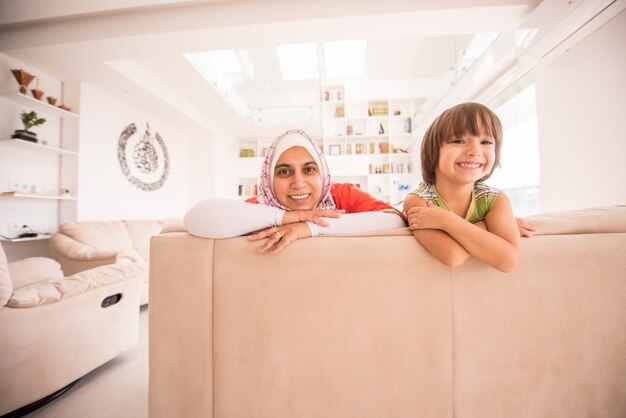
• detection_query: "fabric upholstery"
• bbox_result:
[527,205,626,235]
[9,263,144,308]
[50,219,182,305]
[59,221,134,252]
[0,273,143,415]
[149,205,626,418]
[8,257,63,289]
[0,244,144,415]
[0,245,11,308]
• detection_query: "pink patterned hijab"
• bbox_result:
[257,129,336,210]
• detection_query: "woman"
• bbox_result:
[184,129,407,255]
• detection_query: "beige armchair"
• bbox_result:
[49,219,181,305]
[0,244,144,417]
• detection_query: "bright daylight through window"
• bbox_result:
[488,75,540,217]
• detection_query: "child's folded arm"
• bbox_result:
[442,194,520,273]
[404,194,471,267]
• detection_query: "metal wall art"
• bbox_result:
[117,122,170,191]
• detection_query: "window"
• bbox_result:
[488,75,540,217]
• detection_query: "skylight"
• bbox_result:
[324,40,366,79]
[183,51,249,119]
[276,43,319,81]
[464,32,500,60]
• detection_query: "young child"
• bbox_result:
[403,102,520,272]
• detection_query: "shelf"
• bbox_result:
[0,192,77,201]
[0,234,51,243]
[0,138,78,156]
[1,92,79,118]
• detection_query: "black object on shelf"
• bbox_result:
[11,130,38,143]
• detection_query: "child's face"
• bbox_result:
[435,127,496,187]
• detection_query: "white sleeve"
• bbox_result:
[184,198,285,239]
[306,211,406,236]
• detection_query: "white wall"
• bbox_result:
[77,83,212,221]
[535,9,626,212]
[185,127,239,206]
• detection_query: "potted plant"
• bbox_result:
[12,111,46,143]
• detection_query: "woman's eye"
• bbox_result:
[277,169,291,176]
[450,139,464,144]
[304,166,317,173]
[481,140,495,145]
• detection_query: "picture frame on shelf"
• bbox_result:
[329,145,341,156]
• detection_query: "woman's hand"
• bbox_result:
[282,209,345,227]
[247,222,312,255]
[516,217,536,237]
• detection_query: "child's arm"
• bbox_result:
[404,194,473,267]
[405,193,520,272]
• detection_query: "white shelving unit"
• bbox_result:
[0,138,78,156]
[0,91,79,243]
[321,84,417,205]
[1,92,78,119]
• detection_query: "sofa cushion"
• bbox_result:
[527,205,626,236]
[8,257,64,289]
[0,246,11,308]
[59,221,134,252]
[123,220,164,261]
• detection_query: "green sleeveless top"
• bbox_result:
[409,182,499,223]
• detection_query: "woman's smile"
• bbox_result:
[273,146,322,210]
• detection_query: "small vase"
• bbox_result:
[31,89,44,100]
[47,97,58,106]
[10,69,36,94]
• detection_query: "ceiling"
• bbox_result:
[0,0,542,140]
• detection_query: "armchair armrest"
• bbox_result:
[49,234,128,275]
[8,257,63,289]
[8,262,145,308]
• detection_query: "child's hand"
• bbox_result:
[516,217,536,237]
[406,201,452,231]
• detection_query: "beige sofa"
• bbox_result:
[50,219,180,305]
[148,206,626,418]
[0,244,144,416]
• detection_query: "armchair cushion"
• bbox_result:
[8,257,63,289]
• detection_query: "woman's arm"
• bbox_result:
[184,198,342,239]
[249,211,406,255]
[184,199,284,238]
[307,211,406,235]
[407,193,520,272]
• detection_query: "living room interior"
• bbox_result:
[0,0,625,417]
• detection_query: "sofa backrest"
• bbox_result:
[59,221,134,252]
[124,221,168,261]
[58,219,182,261]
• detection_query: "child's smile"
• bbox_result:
[436,133,495,186]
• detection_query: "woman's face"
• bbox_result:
[273,146,322,210]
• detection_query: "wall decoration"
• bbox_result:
[117,122,169,191]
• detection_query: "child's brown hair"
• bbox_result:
[421,102,502,185]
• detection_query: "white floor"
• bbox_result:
[25,307,149,418]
